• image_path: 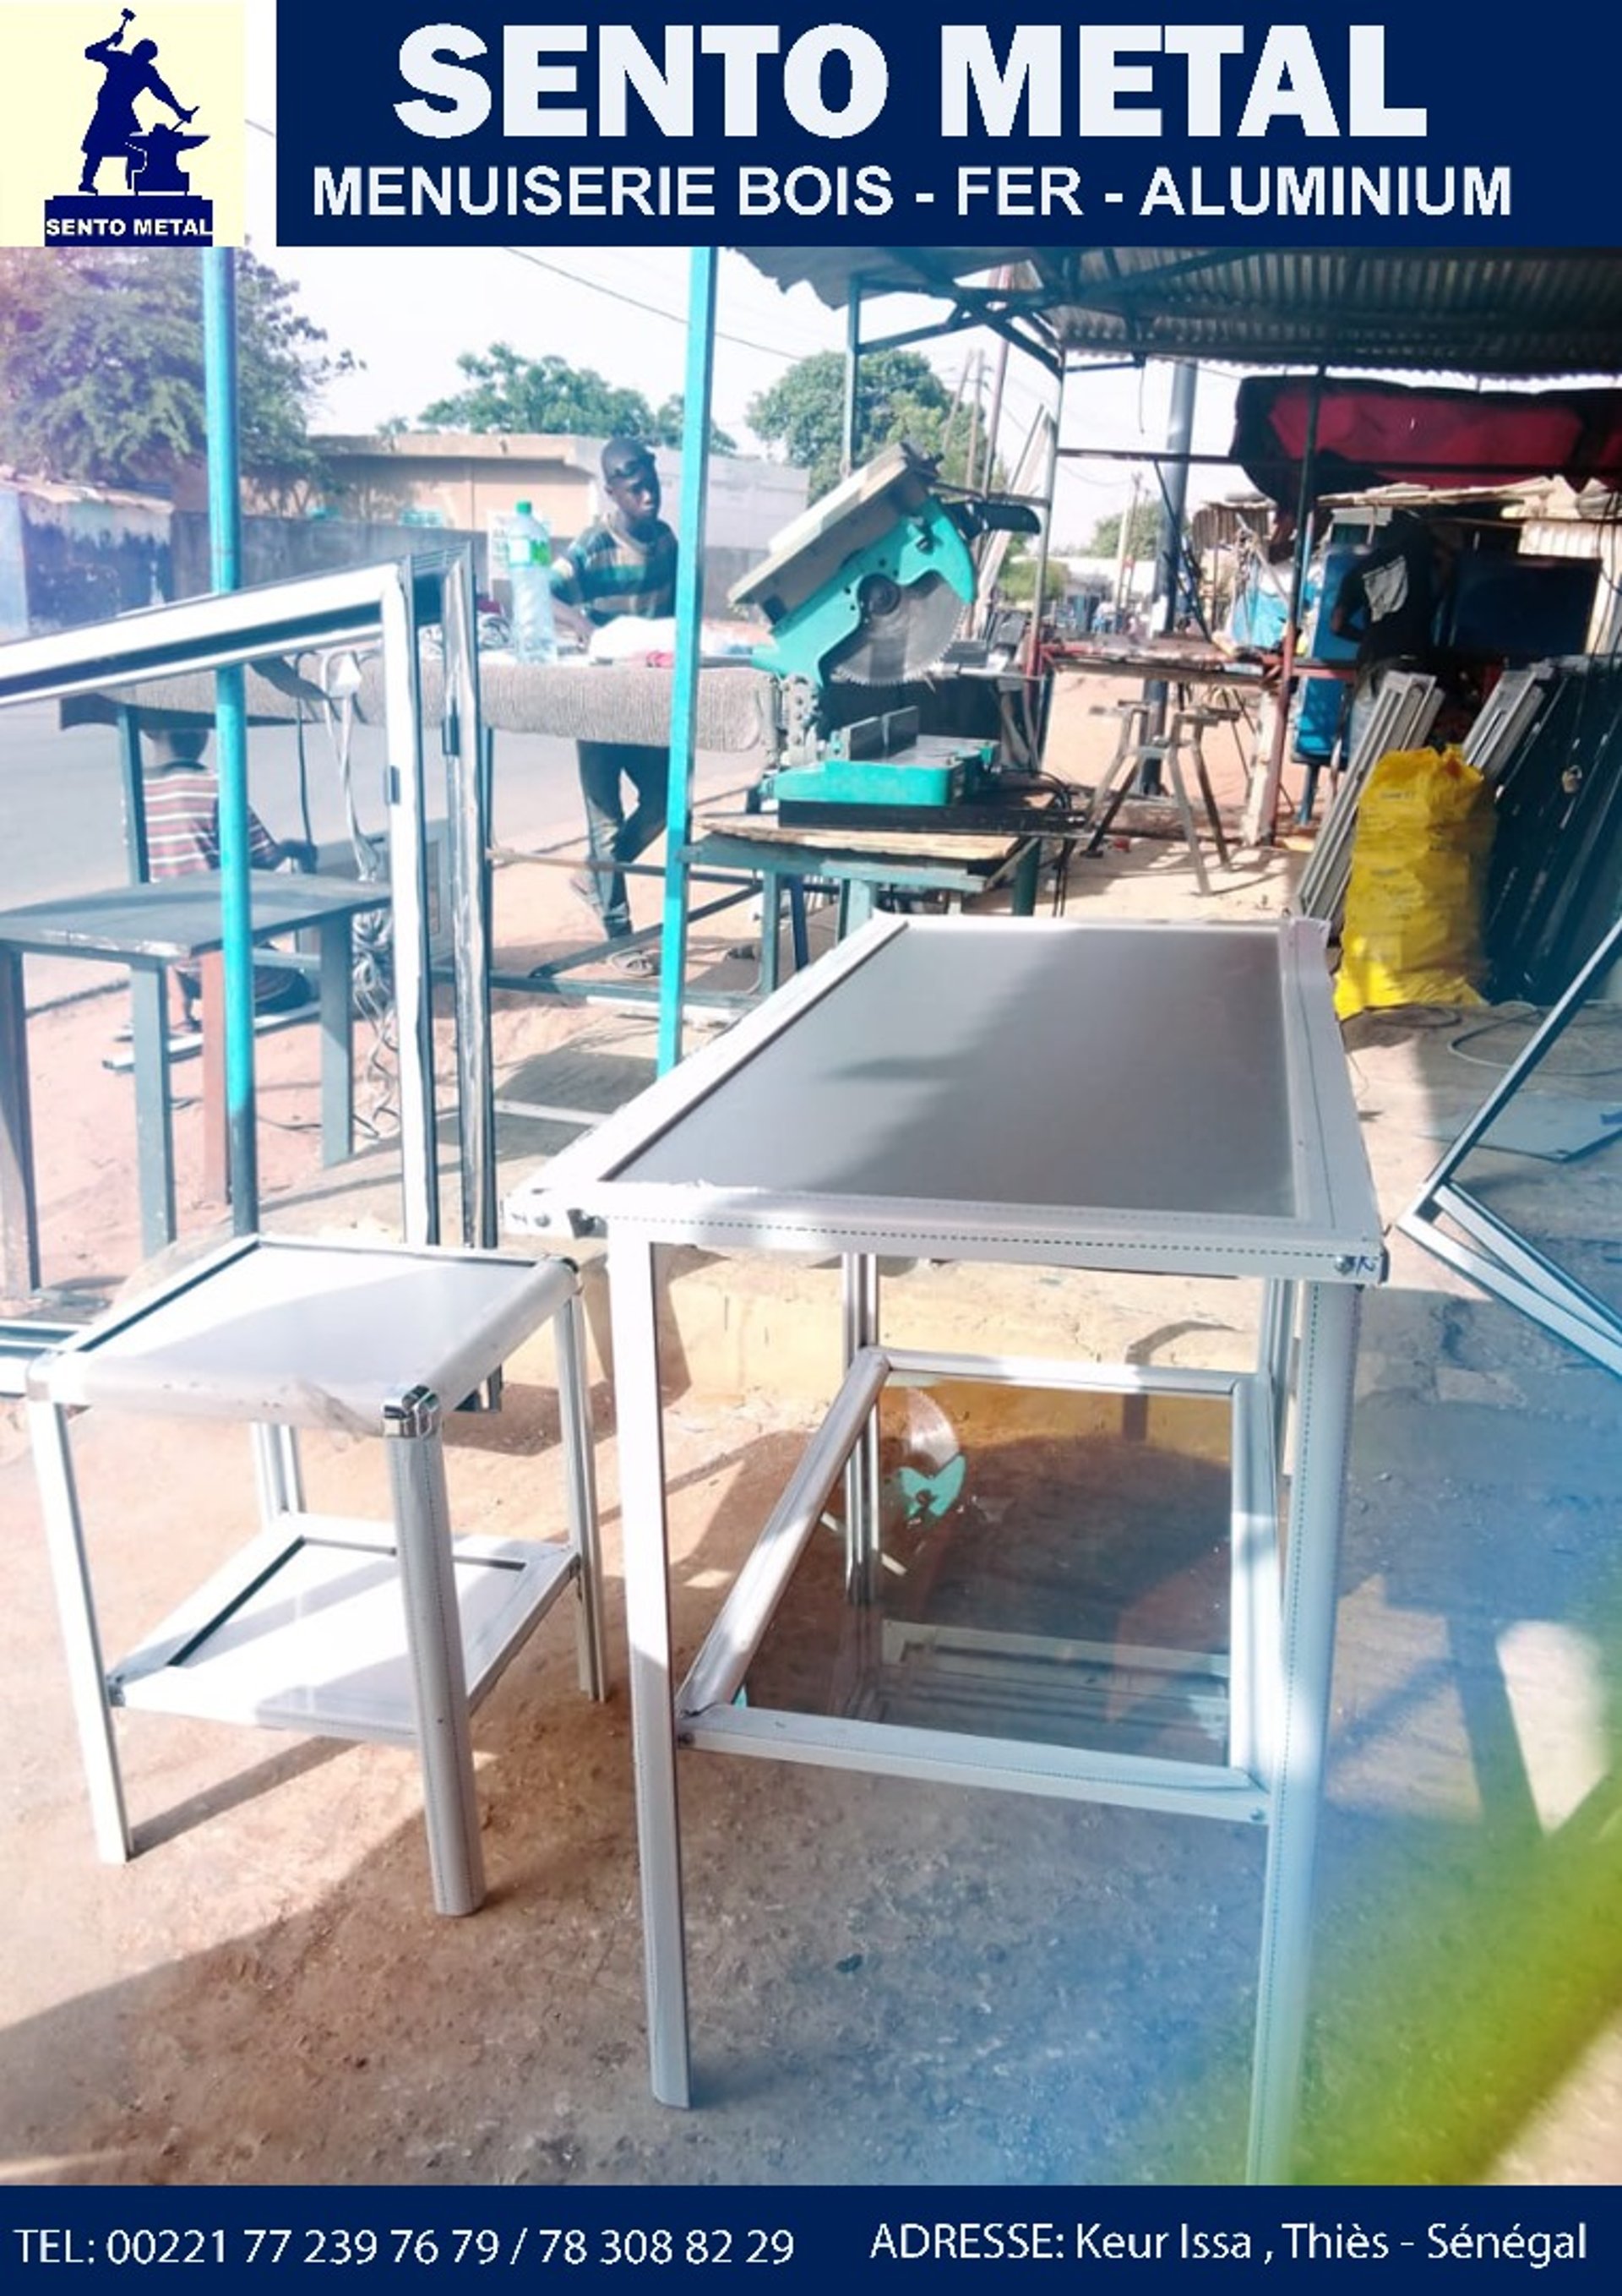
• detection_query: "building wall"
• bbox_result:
[0,479,170,637]
[310,433,809,568]
[171,510,493,602]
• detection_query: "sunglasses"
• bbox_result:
[607,461,656,486]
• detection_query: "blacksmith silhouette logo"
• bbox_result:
[44,10,214,244]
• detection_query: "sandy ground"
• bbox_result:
[3,674,1619,2189]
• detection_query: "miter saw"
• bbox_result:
[730,442,1039,822]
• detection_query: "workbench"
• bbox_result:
[0,875,389,1298]
[503,912,1385,2182]
[688,806,1052,991]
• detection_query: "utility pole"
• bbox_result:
[1113,475,1141,623]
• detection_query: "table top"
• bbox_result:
[1046,644,1271,687]
[31,1236,578,1427]
[0,875,390,965]
[692,812,1041,871]
[504,914,1385,1282]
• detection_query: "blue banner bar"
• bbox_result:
[3,2187,1615,2287]
[272,5,1594,250]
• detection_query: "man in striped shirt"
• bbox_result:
[548,437,678,972]
[143,728,317,1029]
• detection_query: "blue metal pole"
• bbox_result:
[201,247,257,1226]
[655,247,718,1076]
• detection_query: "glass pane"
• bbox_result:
[740,1378,1236,1765]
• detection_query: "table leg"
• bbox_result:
[199,952,230,1207]
[841,879,876,935]
[26,1393,133,1863]
[608,1235,691,2107]
[0,946,41,1299]
[1009,838,1041,917]
[384,1384,485,1917]
[841,1254,882,1602]
[1247,1279,1360,2183]
[555,1287,607,1703]
[757,872,784,998]
[129,965,177,1257]
[317,915,355,1165]
[1258,1279,1298,1461]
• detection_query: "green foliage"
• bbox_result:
[997,550,1068,604]
[0,248,352,496]
[419,346,735,454]
[746,348,991,499]
[1087,500,1164,559]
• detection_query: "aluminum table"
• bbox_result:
[503,913,1385,2179]
[0,875,389,1297]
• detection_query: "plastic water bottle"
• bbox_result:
[506,501,557,663]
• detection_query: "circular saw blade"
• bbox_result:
[825,570,966,686]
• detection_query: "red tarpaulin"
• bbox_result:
[1232,375,1622,508]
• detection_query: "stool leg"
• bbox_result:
[251,1422,305,1528]
[1084,718,1151,854]
[555,1288,607,1700]
[28,1393,133,1863]
[384,1385,485,1916]
[1164,738,1213,897]
[1189,725,1232,868]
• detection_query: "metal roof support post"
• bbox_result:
[1145,361,1200,750]
[656,247,718,1077]
[1023,361,1066,679]
[1244,369,1323,846]
[201,247,257,1229]
[841,275,863,479]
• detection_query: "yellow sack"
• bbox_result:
[1334,745,1496,1019]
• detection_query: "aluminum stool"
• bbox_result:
[1084,705,1232,892]
[26,1234,606,1917]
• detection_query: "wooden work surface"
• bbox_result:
[1045,642,1270,687]
[695,812,1033,866]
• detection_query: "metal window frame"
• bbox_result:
[1396,911,1622,1377]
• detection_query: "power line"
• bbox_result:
[245,118,815,368]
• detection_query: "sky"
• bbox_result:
[239,7,1245,553]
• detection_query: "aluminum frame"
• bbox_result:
[1397,909,1622,1378]
[25,1233,607,1917]
[503,912,1382,2182]
[0,557,495,1268]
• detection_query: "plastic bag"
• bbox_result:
[1334,745,1496,1018]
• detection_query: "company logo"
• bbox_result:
[0,4,244,249]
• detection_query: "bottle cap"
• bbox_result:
[515,500,532,515]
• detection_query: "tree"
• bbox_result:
[997,548,1069,605]
[746,348,992,499]
[0,248,353,499]
[420,346,734,453]
[1087,500,1164,560]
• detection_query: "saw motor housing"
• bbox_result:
[731,444,1025,815]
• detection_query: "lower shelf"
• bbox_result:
[109,1513,579,1745]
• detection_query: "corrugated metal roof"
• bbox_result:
[741,248,1622,379]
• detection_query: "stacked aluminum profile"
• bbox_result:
[1292,672,1442,924]
[1294,664,1557,929]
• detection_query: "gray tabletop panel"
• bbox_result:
[0,876,389,963]
[618,923,1297,1221]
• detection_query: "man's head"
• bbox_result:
[145,725,210,773]
[601,437,661,538]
